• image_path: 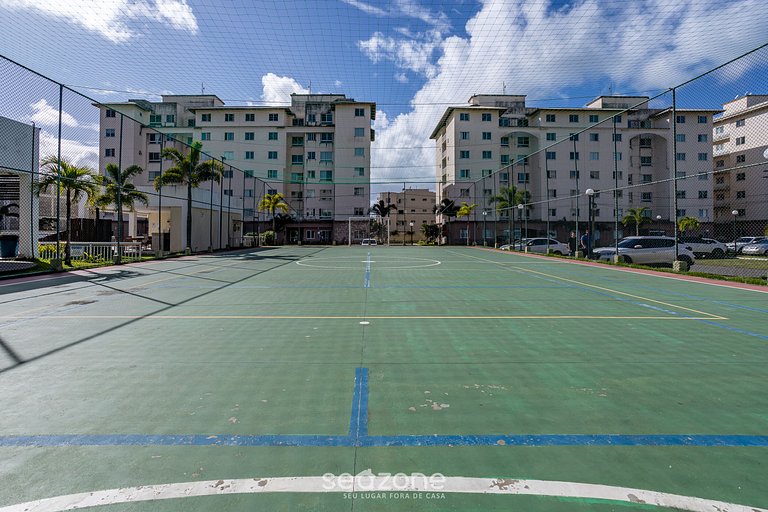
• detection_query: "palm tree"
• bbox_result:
[95,163,148,262]
[622,207,650,236]
[489,185,528,244]
[433,198,460,244]
[370,199,395,241]
[457,202,477,246]
[154,142,222,253]
[678,216,700,236]
[36,156,99,265]
[258,192,289,241]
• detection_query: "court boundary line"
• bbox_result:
[0,314,726,320]
[449,250,726,320]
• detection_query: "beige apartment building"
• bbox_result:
[431,94,720,245]
[712,94,768,237]
[376,188,436,242]
[98,93,375,250]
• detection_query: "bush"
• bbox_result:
[262,230,276,245]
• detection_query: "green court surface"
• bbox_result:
[0,246,766,511]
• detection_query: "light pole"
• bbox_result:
[517,204,524,250]
[586,188,595,258]
[482,210,487,246]
[732,209,739,255]
[409,221,414,245]
[656,214,662,235]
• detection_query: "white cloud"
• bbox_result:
[0,0,198,43]
[341,0,450,31]
[394,73,408,83]
[27,100,100,131]
[335,80,344,88]
[339,0,387,17]
[260,73,309,105]
[368,0,768,186]
[38,129,99,170]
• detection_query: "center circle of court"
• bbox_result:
[296,256,441,269]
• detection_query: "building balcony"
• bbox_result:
[713,129,729,142]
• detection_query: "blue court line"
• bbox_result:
[364,252,372,288]
[2,367,767,448]
[349,367,369,437]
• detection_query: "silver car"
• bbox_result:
[726,236,765,254]
[500,238,570,255]
[593,236,695,266]
[741,239,768,256]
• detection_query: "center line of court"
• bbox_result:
[364,251,372,288]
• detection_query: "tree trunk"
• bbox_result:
[466,220,470,246]
[116,203,123,264]
[65,189,72,266]
[186,183,193,252]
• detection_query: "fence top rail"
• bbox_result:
[38,241,143,246]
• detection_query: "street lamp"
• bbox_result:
[482,210,487,246]
[656,214,662,233]
[409,221,414,245]
[732,209,739,255]
[517,204,524,250]
[585,188,595,258]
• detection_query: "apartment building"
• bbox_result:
[431,94,719,244]
[712,94,768,236]
[377,188,437,242]
[98,93,374,250]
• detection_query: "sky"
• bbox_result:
[0,0,766,194]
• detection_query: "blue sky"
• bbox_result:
[0,0,766,190]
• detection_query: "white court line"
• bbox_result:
[0,476,763,512]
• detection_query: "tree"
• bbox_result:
[154,142,223,253]
[489,186,528,244]
[433,198,460,244]
[457,202,477,246]
[421,222,440,243]
[258,192,289,240]
[369,199,395,240]
[95,163,148,262]
[622,207,650,236]
[36,156,99,265]
[678,216,700,236]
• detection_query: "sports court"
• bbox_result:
[0,246,766,511]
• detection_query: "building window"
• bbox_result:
[735,136,745,145]
[292,136,304,146]
[222,169,233,178]
[517,173,529,184]
[698,190,708,199]
[148,171,161,180]
[517,136,529,147]
[676,190,686,199]
[640,156,652,166]
[355,167,365,176]
[569,170,579,179]
[269,113,279,121]
[569,152,579,160]
[697,172,708,180]
[355,108,365,117]
[697,115,708,124]
[482,150,492,159]
[165,114,175,124]
[589,170,599,179]
[268,132,278,141]
[547,170,557,179]
[306,133,316,141]
[244,170,254,178]
[676,153,686,161]
[321,113,333,124]
[698,153,708,161]
[353,127,365,138]
[306,151,316,160]
[546,151,556,160]
[148,152,160,162]
[736,172,746,181]
[482,113,492,122]
[736,154,746,163]
[500,172,509,182]
[482,132,492,140]
[500,136,509,146]
[224,113,234,122]
[105,128,115,137]
[354,147,365,157]
[459,150,470,159]
[459,188,470,197]
[105,109,116,118]
[245,151,254,160]
[590,152,599,161]
[320,170,333,182]
[735,118,745,127]
[245,132,254,141]
[268,151,278,159]
[500,155,509,165]
[354,187,364,196]
[715,159,725,168]
[291,155,304,165]
[201,132,210,141]
[148,133,160,144]
[612,133,622,142]
[569,133,579,141]
[676,115,686,124]
[459,113,470,121]
[245,113,255,122]
[641,192,652,202]
[569,114,579,123]
[589,133,599,142]
[589,114,599,123]
[149,114,161,125]
[222,151,234,160]
[267,170,278,179]
[546,133,556,141]
[105,148,115,157]
[736,191,746,199]
[268,189,277,195]
[698,134,708,142]
[546,114,556,122]
[642,174,653,183]
[320,133,334,143]
[224,132,234,141]
[548,189,557,198]
[698,209,709,219]
[320,151,333,162]
[614,152,623,161]
[675,134,686,142]
[460,131,469,140]
[459,169,471,178]
[549,208,557,217]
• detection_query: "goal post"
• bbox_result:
[347,216,390,246]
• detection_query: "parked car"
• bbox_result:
[361,238,377,246]
[740,239,768,256]
[499,238,570,255]
[726,236,765,254]
[678,237,727,259]
[593,236,695,266]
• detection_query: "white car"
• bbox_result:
[361,239,377,246]
[593,236,695,266]
[499,238,570,255]
[678,237,727,259]
[726,236,766,254]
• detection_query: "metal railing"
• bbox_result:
[38,242,144,263]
